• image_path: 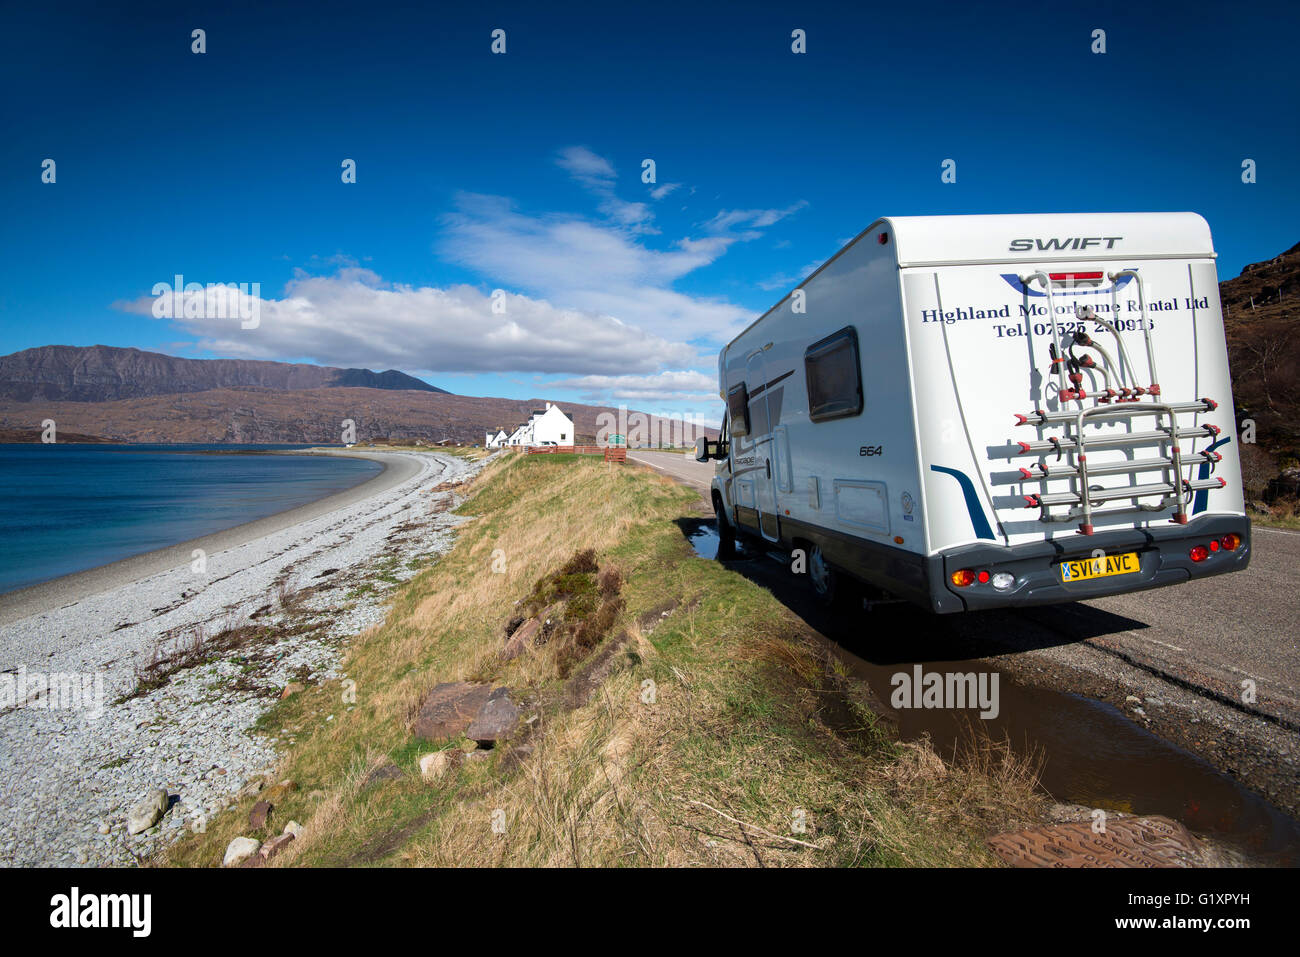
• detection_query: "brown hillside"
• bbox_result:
[1220,241,1300,471]
[0,388,714,446]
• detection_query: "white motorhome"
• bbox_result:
[697,213,1250,613]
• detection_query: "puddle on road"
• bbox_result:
[879,662,1300,865]
[685,518,1300,865]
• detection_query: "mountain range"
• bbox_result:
[0,345,445,402]
[0,345,709,446]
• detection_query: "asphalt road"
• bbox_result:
[628,449,1300,730]
[628,450,715,489]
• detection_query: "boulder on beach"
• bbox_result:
[126,788,169,835]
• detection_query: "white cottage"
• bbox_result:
[530,403,574,445]
[500,403,575,447]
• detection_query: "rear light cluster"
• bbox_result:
[952,532,1242,589]
[1190,533,1242,563]
[951,569,1015,591]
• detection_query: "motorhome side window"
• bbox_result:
[804,326,863,423]
[726,383,750,437]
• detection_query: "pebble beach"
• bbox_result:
[0,448,487,867]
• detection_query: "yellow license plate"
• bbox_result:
[1059,551,1140,583]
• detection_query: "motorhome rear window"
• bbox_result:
[805,327,863,422]
[727,383,750,436]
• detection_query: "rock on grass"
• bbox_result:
[223,836,261,866]
[418,750,463,782]
[410,682,492,740]
[465,688,520,745]
[249,800,273,830]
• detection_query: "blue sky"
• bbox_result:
[2,0,1296,423]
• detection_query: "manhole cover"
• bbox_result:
[988,815,1202,868]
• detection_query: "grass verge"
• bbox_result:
[159,453,1044,867]
[1250,501,1300,530]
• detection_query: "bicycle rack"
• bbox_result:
[992,271,1224,535]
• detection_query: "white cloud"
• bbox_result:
[555,145,656,230]
[116,272,696,376]
[602,196,654,228]
[555,145,616,189]
[438,193,754,344]
[701,201,809,235]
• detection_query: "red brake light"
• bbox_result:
[951,569,975,587]
[1208,540,1220,552]
[1049,272,1104,281]
[977,570,991,584]
[1189,545,1209,563]
[1221,533,1241,551]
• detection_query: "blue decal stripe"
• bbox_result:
[930,465,996,540]
[1193,436,1232,515]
